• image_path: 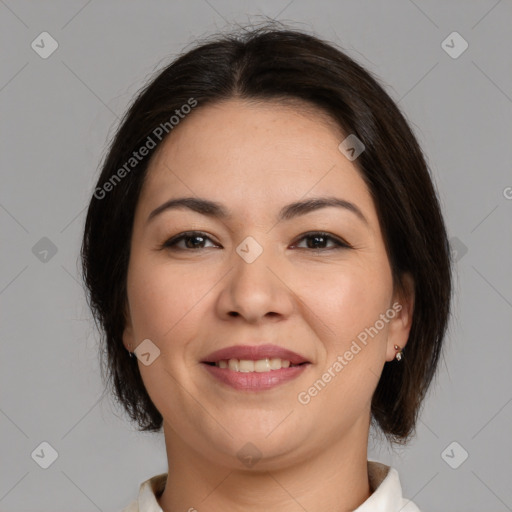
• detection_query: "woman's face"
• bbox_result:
[123,99,413,468]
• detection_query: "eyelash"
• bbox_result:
[160,231,352,251]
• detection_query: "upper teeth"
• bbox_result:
[215,358,294,372]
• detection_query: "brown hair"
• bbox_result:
[81,21,452,444]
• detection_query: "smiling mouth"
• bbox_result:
[203,358,309,372]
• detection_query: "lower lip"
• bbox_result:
[202,363,310,391]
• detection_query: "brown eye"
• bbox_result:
[162,231,217,250]
[292,232,351,250]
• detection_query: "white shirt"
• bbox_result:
[122,460,421,512]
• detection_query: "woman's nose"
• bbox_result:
[215,235,295,324]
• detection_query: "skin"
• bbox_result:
[122,98,414,512]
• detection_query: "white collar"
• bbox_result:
[124,460,421,512]
[354,461,421,511]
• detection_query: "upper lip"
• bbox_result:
[202,344,310,365]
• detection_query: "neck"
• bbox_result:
[157,418,372,512]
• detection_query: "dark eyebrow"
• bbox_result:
[146,196,369,226]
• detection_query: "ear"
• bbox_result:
[385,272,415,362]
[122,300,135,353]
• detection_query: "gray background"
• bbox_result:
[1,1,511,511]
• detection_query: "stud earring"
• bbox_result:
[394,344,402,361]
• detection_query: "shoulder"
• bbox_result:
[355,460,422,512]
[121,473,167,512]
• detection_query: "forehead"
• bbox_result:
[137,99,376,226]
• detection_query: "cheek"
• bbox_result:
[126,256,210,343]
[297,266,391,420]
[300,260,393,344]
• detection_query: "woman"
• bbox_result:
[81,22,452,512]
